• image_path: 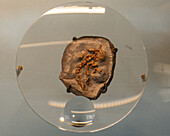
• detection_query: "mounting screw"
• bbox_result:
[141,74,147,81]
[16,65,23,77]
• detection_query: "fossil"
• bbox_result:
[59,36,117,100]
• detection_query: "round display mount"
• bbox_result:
[16,1,148,133]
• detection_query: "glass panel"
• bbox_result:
[16,1,148,132]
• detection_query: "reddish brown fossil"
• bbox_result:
[59,36,117,100]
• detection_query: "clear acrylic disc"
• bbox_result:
[16,1,148,132]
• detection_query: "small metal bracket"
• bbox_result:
[16,65,23,77]
[141,74,147,82]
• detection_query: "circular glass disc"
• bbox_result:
[16,1,148,133]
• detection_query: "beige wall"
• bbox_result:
[0,0,170,136]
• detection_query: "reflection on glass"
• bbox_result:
[48,90,144,109]
[59,117,65,122]
[43,6,105,15]
[20,41,71,48]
